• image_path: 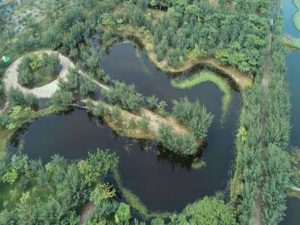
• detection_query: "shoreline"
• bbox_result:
[115,25,253,89]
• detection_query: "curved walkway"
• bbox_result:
[3,50,72,99]
[1,50,188,137]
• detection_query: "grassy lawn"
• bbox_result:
[294,0,300,31]
[171,71,232,123]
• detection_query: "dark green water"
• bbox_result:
[281,0,300,224]
[11,41,241,211]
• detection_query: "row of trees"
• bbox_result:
[157,124,198,156]
[18,53,60,88]
[233,10,292,225]
[0,150,119,224]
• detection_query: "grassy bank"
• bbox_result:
[113,169,149,216]
[294,0,300,31]
[0,128,15,153]
[0,105,68,154]
[171,71,232,122]
[283,35,300,50]
[115,25,252,89]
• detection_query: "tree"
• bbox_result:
[115,203,131,225]
[77,149,118,185]
[90,183,116,206]
[172,98,213,139]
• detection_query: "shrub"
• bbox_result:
[138,116,149,131]
[50,91,73,108]
[103,82,144,112]
[157,124,198,155]
[172,98,213,139]
[17,53,60,88]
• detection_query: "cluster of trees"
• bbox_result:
[233,10,292,225]
[7,88,38,109]
[0,149,237,225]
[172,98,213,140]
[117,0,268,73]
[18,53,60,87]
[103,81,144,112]
[0,150,119,224]
[59,68,96,98]
[157,124,198,156]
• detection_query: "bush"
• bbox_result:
[103,82,144,112]
[157,124,198,156]
[172,98,213,139]
[138,116,149,131]
[17,53,60,88]
[79,75,96,97]
[50,91,73,108]
[8,89,26,106]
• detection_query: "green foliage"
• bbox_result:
[138,116,149,131]
[79,75,96,97]
[115,203,131,225]
[172,71,232,122]
[262,144,291,225]
[78,149,118,185]
[90,183,116,206]
[103,82,144,112]
[5,106,33,130]
[18,53,60,88]
[157,124,198,155]
[172,98,213,139]
[50,90,73,108]
[171,197,236,225]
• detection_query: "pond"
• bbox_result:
[280,198,300,225]
[281,0,300,224]
[10,42,242,211]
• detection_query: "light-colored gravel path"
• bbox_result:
[1,50,188,137]
[3,50,73,99]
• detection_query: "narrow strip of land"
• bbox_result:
[116,26,253,89]
[1,50,189,140]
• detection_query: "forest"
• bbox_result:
[0,0,299,224]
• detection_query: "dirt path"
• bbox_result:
[1,50,188,138]
[79,202,96,225]
[254,21,274,225]
[3,50,73,99]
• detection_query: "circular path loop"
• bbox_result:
[3,50,74,99]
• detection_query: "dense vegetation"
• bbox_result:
[0,0,296,224]
[172,98,213,140]
[18,53,60,88]
[231,7,292,225]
